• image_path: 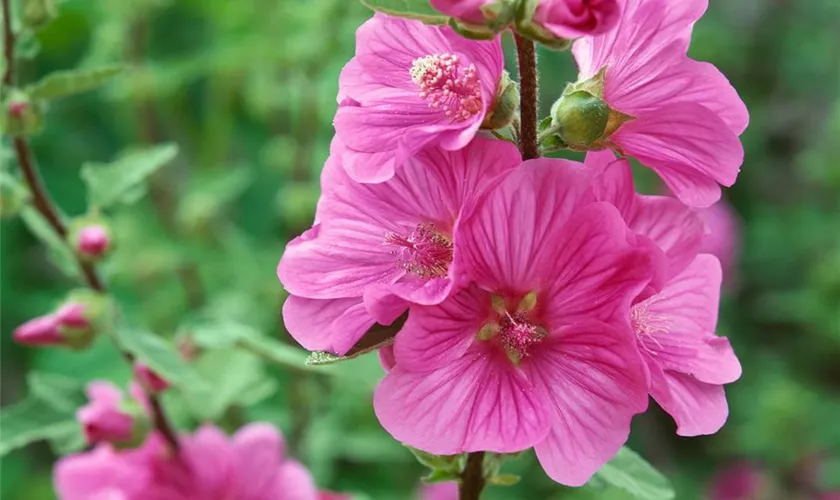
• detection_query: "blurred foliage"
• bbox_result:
[1,0,840,499]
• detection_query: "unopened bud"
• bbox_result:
[133,362,170,393]
[548,90,609,149]
[513,0,573,51]
[2,92,43,136]
[0,176,30,219]
[75,224,111,260]
[22,0,58,30]
[77,381,148,447]
[481,72,519,130]
[13,314,63,346]
[432,0,516,35]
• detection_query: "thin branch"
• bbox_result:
[514,34,539,161]
[2,0,179,452]
[459,451,486,500]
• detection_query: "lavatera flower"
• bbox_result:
[335,14,507,183]
[278,137,521,356]
[374,159,659,486]
[545,0,749,207]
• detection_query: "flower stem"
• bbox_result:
[514,34,539,160]
[2,0,180,453]
[459,451,486,500]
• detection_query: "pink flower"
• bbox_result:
[76,224,111,258]
[429,0,492,24]
[632,254,741,436]
[76,381,135,446]
[533,0,621,39]
[374,159,655,486]
[279,137,520,355]
[133,362,170,394]
[55,423,331,500]
[335,14,504,183]
[588,151,706,287]
[698,199,740,284]
[572,0,748,207]
[420,481,458,500]
[13,313,63,346]
[13,303,91,347]
[707,462,768,500]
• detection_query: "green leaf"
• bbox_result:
[422,468,461,484]
[488,474,520,486]
[19,207,79,277]
[407,446,463,471]
[593,447,675,500]
[360,0,448,24]
[27,65,123,101]
[81,143,178,209]
[114,327,207,390]
[0,372,86,457]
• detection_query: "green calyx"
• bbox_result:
[481,72,519,130]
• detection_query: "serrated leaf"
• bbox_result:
[81,144,178,209]
[114,327,207,390]
[594,447,675,500]
[27,65,123,101]
[360,0,449,24]
[19,207,80,277]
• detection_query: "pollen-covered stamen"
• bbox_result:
[498,312,546,361]
[384,223,453,278]
[409,53,483,121]
[630,296,672,355]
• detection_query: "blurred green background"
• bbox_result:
[2,0,840,498]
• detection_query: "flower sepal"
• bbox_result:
[481,72,519,130]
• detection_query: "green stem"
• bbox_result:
[459,451,486,500]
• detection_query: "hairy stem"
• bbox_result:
[514,34,539,160]
[2,0,180,453]
[459,451,486,500]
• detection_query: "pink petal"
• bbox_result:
[379,344,396,372]
[456,157,596,294]
[522,321,649,486]
[363,286,409,325]
[54,445,148,500]
[650,369,729,436]
[181,426,234,491]
[275,460,319,500]
[540,203,655,328]
[613,102,744,207]
[232,423,285,497]
[533,0,622,40]
[374,343,551,455]
[283,295,375,355]
[588,152,633,215]
[393,284,488,373]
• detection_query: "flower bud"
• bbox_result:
[77,382,136,446]
[548,90,610,149]
[75,224,111,260]
[432,0,516,34]
[133,362,170,393]
[2,92,43,136]
[13,314,63,346]
[0,175,30,219]
[481,72,519,130]
[22,0,58,30]
[531,0,620,40]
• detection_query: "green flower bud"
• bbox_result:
[22,0,58,30]
[548,90,610,149]
[481,72,519,130]
[2,91,44,136]
[0,176,31,219]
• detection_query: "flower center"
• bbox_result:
[498,312,545,360]
[384,223,453,278]
[409,53,483,121]
[630,296,672,355]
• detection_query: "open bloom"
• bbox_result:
[571,0,748,207]
[279,137,520,355]
[77,381,135,446]
[54,423,328,500]
[533,0,621,39]
[632,254,741,436]
[335,14,504,183]
[375,159,656,486]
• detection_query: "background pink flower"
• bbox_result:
[279,137,520,355]
[419,481,458,500]
[375,158,655,486]
[533,0,621,39]
[698,199,741,286]
[429,0,491,24]
[76,381,135,446]
[335,14,503,183]
[572,0,748,207]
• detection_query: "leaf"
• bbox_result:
[26,372,87,411]
[81,144,178,209]
[19,207,79,278]
[305,313,407,366]
[422,468,461,484]
[488,474,521,486]
[593,447,675,500]
[114,327,207,390]
[234,325,331,375]
[27,65,123,101]
[407,446,463,471]
[360,0,448,24]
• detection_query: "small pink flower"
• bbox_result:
[77,381,135,446]
[572,0,748,207]
[335,14,504,183]
[707,462,768,500]
[420,481,458,500]
[279,137,520,355]
[375,159,655,486]
[632,254,741,436]
[133,362,169,394]
[54,423,330,500]
[430,0,492,24]
[698,199,740,285]
[533,0,621,39]
[76,224,110,258]
[13,313,63,346]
